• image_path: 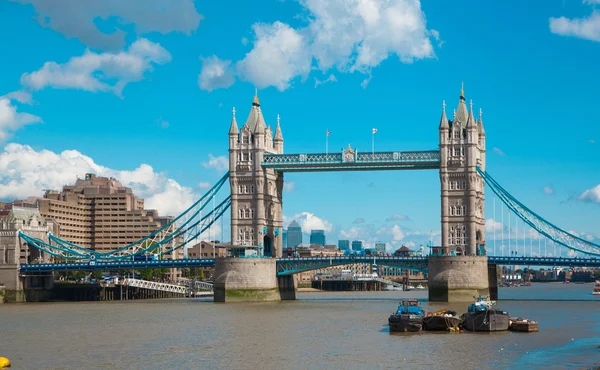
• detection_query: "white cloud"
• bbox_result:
[284,212,333,234]
[314,74,337,88]
[284,181,296,192]
[237,21,312,91]
[550,11,600,42]
[1,91,33,104]
[12,0,202,50]
[385,214,411,222]
[198,182,211,190]
[0,98,42,142]
[20,38,171,97]
[543,186,555,195]
[198,56,235,92]
[578,184,600,203]
[213,0,436,91]
[201,154,228,172]
[0,143,203,216]
[485,218,504,233]
[306,0,435,71]
[493,147,505,156]
[352,217,365,224]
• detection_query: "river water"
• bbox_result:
[1,283,598,369]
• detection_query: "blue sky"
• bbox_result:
[1,0,599,254]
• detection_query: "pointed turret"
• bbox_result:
[466,99,476,128]
[439,100,449,129]
[478,108,485,134]
[455,82,468,126]
[229,107,238,135]
[274,114,284,153]
[274,115,283,141]
[244,90,267,133]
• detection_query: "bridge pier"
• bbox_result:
[213,258,281,302]
[277,274,297,300]
[428,256,490,302]
[0,264,23,303]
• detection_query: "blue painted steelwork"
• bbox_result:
[19,255,599,273]
[478,168,600,257]
[20,258,217,272]
[275,256,428,276]
[262,150,440,172]
[488,256,600,267]
[18,172,232,262]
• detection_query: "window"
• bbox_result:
[453,130,460,139]
[450,181,455,190]
[242,152,249,161]
[242,135,249,144]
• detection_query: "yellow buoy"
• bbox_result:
[0,357,10,368]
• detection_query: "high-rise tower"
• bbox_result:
[439,84,486,256]
[228,94,284,257]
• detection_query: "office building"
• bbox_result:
[287,220,302,249]
[338,239,350,251]
[309,229,325,246]
[282,229,288,250]
[375,242,386,255]
[351,240,363,251]
[38,173,178,255]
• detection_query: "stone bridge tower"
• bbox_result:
[439,85,486,256]
[228,94,284,257]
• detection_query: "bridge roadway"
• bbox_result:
[18,256,600,274]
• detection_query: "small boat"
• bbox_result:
[593,280,600,296]
[423,309,461,331]
[388,299,424,332]
[384,285,404,291]
[461,296,510,332]
[509,318,539,332]
[414,284,426,290]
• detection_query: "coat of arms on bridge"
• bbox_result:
[343,144,356,163]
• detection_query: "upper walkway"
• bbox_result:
[18,255,600,274]
[262,150,441,172]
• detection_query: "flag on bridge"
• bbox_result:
[372,128,378,134]
[327,130,331,135]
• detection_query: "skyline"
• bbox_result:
[1,0,600,253]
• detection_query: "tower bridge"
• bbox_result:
[4,85,600,303]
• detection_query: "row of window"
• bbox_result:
[449,181,467,190]
[449,225,466,245]
[238,152,254,161]
[238,185,255,194]
[238,208,255,219]
[449,205,466,216]
[238,228,254,242]
[449,147,465,156]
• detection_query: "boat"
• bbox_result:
[414,284,426,290]
[384,285,403,291]
[593,280,600,296]
[388,299,424,332]
[461,296,510,332]
[423,309,461,331]
[509,318,539,332]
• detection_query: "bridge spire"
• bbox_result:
[466,99,476,128]
[455,83,468,126]
[274,114,283,153]
[439,100,449,129]
[478,108,485,134]
[229,106,238,134]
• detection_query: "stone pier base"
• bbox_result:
[0,264,23,303]
[213,258,281,302]
[277,275,297,300]
[428,256,490,302]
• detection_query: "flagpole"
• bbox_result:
[372,130,374,156]
[326,129,329,154]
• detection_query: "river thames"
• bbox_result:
[1,283,598,369]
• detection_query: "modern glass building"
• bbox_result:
[282,229,288,250]
[351,240,363,251]
[309,229,326,246]
[375,242,386,255]
[287,220,302,249]
[338,239,350,251]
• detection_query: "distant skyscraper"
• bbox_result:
[282,229,288,249]
[287,220,302,249]
[338,239,350,251]
[375,242,386,255]
[310,229,326,246]
[351,240,363,251]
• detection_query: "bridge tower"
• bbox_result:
[430,85,490,302]
[439,84,486,256]
[228,94,284,257]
